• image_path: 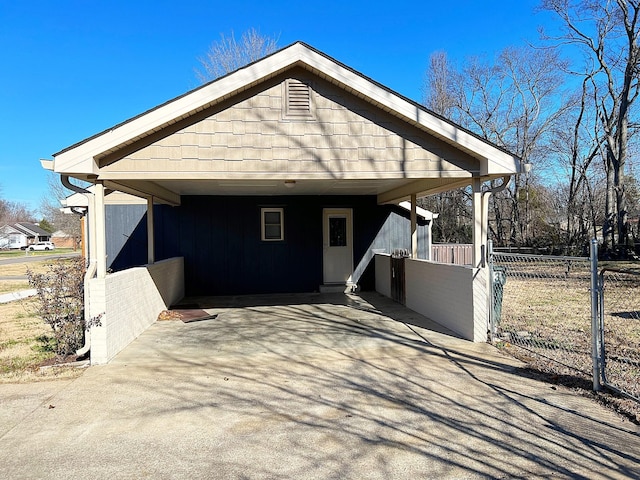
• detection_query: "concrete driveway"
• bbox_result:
[1,292,638,479]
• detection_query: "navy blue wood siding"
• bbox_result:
[150,195,426,296]
[106,204,148,271]
[106,195,430,296]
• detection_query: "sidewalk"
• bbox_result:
[0,289,37,304]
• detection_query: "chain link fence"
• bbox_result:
[490,245,640,413]
[599,269,640,402]
[490,252,594,378]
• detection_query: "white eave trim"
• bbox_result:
[292,47,520,174]
[53,42,521,176]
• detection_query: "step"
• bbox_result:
[319,283,357,294]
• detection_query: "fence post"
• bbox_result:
[488,240,495,342]
[590,238,601,391]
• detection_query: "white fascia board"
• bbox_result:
[54,42,521,176]
[54,49,305,174]
[40,159,54,171]
[398,201,437,220]
[63,191,89,208]
[0,224,21,234]
[295,47,521,175]
[64,187,147,207]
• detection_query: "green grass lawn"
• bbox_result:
[0,248,77,259]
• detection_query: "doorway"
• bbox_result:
[322,208,353,285]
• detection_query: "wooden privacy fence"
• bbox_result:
[431,244,473,266]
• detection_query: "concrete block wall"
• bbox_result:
[374,255,488,342]
[88,257,184,364]
[375,254,391,298]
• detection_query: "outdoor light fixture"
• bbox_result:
[284,180,296,188]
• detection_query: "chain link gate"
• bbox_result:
[598,268,640,402]
[489,240,640,406]
[488,243,594,379]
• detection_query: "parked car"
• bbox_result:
[28,241,56,251]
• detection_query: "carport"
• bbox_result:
[42,42,523,364]
[2,291,638,479]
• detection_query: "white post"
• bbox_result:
[147,196,155,265]
[590,239,601,391]
[472,178,483,268]
[94,181,107,279]
[426,219,433,261]
[410,193,418,259]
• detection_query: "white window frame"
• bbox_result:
[261,208,284,241]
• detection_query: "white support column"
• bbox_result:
[472,178,483,268]
[147,196,155,265]
[410,193,418,259]
[94,181,107,279]
[426,219,433,261]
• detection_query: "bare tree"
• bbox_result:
[546,74,602,250]
[420,52,474,244]
[0,199,35,225]
[423,51,458,117]
[541,0,640,253]
[39,173,82,244]
[196,28,279,83]
[423,47,569,246]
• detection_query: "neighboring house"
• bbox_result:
[0,223,51,249]
[43,42,523,364]
[51,230,78,249]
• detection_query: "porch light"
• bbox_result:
[284,180,296,188]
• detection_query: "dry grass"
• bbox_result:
[500,276,592,359]
[0,261,55,277]
[0,281,30,294]
[0,260,86,383]
[494,262,640,423]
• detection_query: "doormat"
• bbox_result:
[157,309,218,323]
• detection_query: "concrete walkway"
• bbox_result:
[1,292,638,479]
[0,289,37,304]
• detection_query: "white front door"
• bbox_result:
[322,208,353,284]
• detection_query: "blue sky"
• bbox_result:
[0,0,551,216]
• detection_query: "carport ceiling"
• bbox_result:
[104,176,472,201]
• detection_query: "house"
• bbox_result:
[0,223,51,249]
[42,42,523,364]
[51,230,78,249]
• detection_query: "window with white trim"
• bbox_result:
[261,208,284,241]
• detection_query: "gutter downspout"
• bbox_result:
[61,175,96,358]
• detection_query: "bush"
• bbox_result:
[27,258,92,357]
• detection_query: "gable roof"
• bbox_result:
[14,223,51,237]
[2,223,51,238]
[50,42,522,205]
[0,224,21,235]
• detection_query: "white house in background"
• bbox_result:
[0,223,52,249]
[42,42,523,364]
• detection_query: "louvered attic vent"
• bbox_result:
[284,79,314,119]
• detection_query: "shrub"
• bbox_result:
[27,258,93,357]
